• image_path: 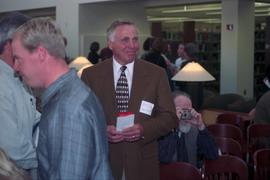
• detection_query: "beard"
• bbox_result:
[179,121,191,133]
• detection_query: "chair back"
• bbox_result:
[160,162,202,180]
[253,148,270,180]
[207,124,244,145]
[247,124,270,161]
[203,155,248,180]
[215,137,242,158]
[217,113,244,127]
[217,113,249,140]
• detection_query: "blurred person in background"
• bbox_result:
[253,65,270,124]
[100,46,113,61]
[87,41,100,64]
[174,43,187,71]
[144,37,174,90]
[140,37,154,60]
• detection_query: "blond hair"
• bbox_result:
[0,149,27,180]
[13,17,66,60]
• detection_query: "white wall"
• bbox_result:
[56,0,79,59]
[220,0,254,98]
[79,1,150,57]
[0,0,219,58]
[0,0,56,12]
[144,0,219,7]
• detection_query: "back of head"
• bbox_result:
[100,47,113,61]
[0,12,30,54]
[151,37,164,53]
[184,42,199,60]
[143,37,154,51]
[90,41,100,52]
[13,17,66,60]
[0,149,26,180]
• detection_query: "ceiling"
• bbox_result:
[146,2,270,24]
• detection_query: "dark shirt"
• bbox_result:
[143,50,167,69]
[87,52,100,64]
[158,127,218,168]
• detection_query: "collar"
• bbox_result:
[112,57,134,74]
[0,59,16,77]
[41,69,76,108]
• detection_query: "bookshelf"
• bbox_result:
[254,22,267,99]
[159,21,269,99]
[196,28,221,92]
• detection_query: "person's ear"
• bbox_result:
[108,41,113,50]
[36,45,47,62]
[4,40,12,52]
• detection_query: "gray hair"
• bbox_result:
[184,42,199,60]
[0,12,30,54]
[13,17,65,59]
[106,20,137,42]
[172,90,191,101]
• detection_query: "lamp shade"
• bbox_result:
[69,56,93,77]
[172,62,215,82]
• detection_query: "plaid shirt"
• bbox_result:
[37,69,113,180]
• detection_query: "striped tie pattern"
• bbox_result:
[116,66,129,112]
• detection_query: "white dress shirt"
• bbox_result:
[113,57,134,95]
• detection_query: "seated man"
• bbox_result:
[159,91,219,168]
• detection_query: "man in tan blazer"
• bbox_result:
[81,20,178,180]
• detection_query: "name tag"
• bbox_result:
[139,100,154,116]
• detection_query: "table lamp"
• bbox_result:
[172,61,215,82]
[172,61,215,110]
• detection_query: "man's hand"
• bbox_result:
[122,124,144,142]
[188,109,205,130]
[107,125,124,143]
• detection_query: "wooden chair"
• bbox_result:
[203,155,248,180]
[207,124,244,145]
[217,113,244,127]
[253,148,270,180]
[160,162,202,180]
[215,137,242,158]
[247,123,270,162]
[217,113,249,140]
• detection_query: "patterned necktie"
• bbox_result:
[116,66,129,112]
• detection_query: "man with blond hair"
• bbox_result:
[12,18,112,180]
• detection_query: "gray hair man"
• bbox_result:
[82,19,178,180]
[159,91,218,168]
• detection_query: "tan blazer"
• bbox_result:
[81,59,178,180]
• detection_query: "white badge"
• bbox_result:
[139,100,154,116]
